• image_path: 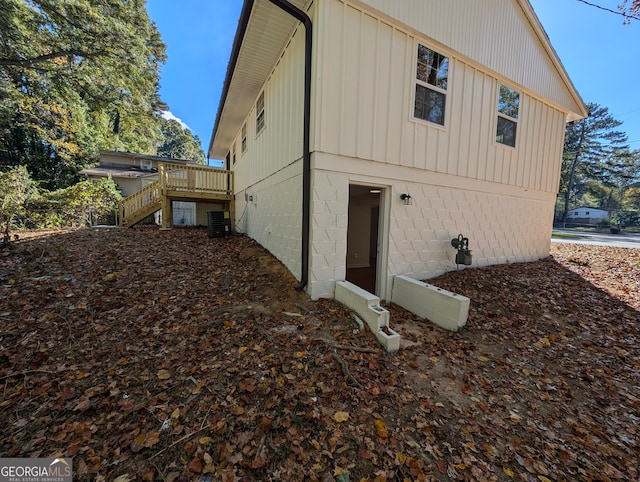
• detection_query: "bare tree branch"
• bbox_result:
[576,0,640,22]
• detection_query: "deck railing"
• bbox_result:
[160,162,233,195]
[119,162,233,227]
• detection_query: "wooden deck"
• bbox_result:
[119,162,234,228]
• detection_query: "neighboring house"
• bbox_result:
[566,207,610,226]
[80,151,226,226]
[209,0,587,301]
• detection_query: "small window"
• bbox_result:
[414,44,448,126]
[140,159,152,171]
[496,85,519,147]
[241,123,247,153]
[256,92,265,134]
[232,143,236,166]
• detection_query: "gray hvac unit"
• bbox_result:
[207,210,231,238]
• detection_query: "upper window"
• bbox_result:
[414,44,449,126]
[496,85,520,147]
[256,92,265,135]
[241,123,247,153]
[232,142,236,166]
[140,159,153,171]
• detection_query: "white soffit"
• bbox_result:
[211,0,309,159]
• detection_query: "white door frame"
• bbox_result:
[347,182,391,299]
[376,186,391,300]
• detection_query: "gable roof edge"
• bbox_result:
[517,0,588,121]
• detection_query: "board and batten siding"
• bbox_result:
[230,23,306,195]
[226,19,309,280]
[314,0,568,194]
[355,0,582,117]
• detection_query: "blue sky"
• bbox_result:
[146,0,640,161]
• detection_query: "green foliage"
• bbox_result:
[0,165,37,241]
[0,0,168,189]
[24,177,122,228]
[612,210,639,227]
[157,117,206,164]
[558,103,636,224]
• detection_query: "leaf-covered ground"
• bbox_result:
[0,228,638,481]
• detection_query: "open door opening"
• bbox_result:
[346,185,381,294]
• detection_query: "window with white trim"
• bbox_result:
[241,123,247,153]
[256,92,265,134]
[414,44,448,126]
[496,85,519,147]
[140,159,152,171]
[232,142,236,166]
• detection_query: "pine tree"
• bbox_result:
[559,103,628,226]
[156,117,206,164]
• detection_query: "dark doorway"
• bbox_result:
[346,185,381,294]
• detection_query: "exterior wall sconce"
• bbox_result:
[451,234,472,266]
[400,193,413,205]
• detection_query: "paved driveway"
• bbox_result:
[552,229,640,249]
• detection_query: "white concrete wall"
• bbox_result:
[308,153,556,300]
[309,169,350,300]
[392,275,469,332]
[235,162,303,281]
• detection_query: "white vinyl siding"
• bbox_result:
[230,20,305,194]
[315,0,568,193]
[357,0,584,118]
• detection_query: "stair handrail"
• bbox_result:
[119,181,162,226]
[118,162,234,227]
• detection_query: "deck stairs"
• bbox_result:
[119,162,234,228]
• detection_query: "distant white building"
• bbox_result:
[567,207,610,225]
[209,0,587,300]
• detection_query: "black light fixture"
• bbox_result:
[451,234,472,266]
[400,193,413,206]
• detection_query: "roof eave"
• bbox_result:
[208,0,255,160]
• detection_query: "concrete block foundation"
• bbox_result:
[335,281,400,352]
[391,275,469,332]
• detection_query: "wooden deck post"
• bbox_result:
[159,163,172,230]
[161,196,172,230]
